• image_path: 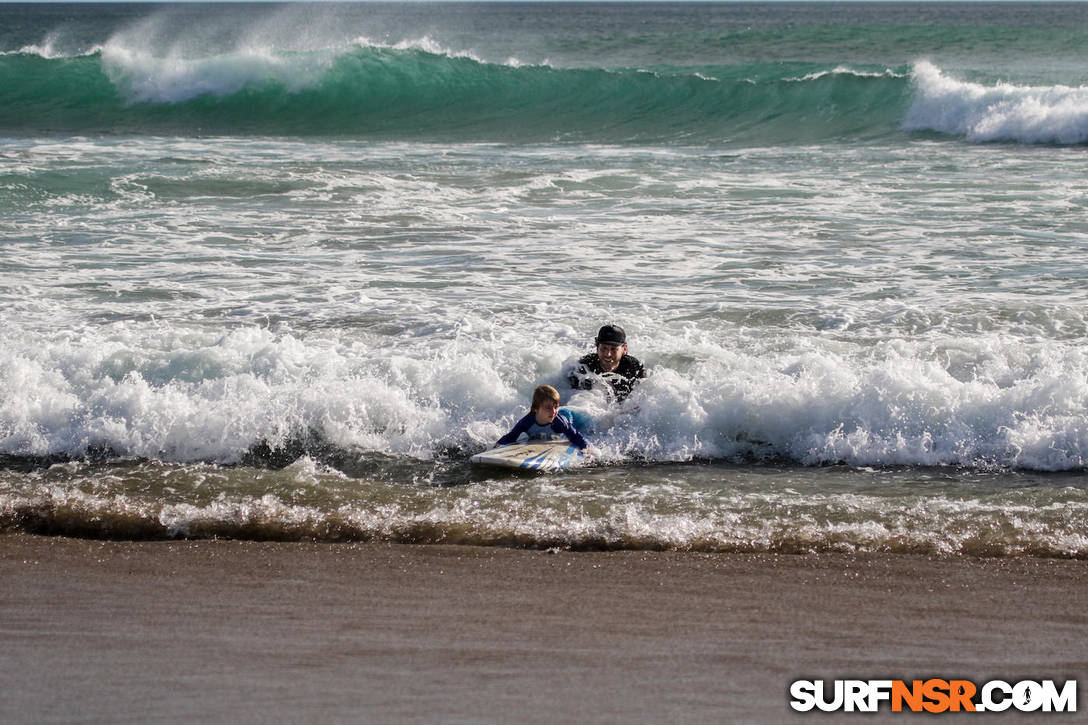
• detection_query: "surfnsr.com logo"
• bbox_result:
[790,679,1077,713]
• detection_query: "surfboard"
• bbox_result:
[470,440,586,471]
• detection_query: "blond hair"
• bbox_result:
[531,384,560,411]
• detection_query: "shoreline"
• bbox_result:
[2,534,1085,723]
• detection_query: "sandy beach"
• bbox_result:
[0,534,1084,723]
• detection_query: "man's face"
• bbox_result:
[596,342,627,373]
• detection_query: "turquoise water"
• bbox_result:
[2,3,1088,555]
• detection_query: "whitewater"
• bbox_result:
[2,2,1088,556]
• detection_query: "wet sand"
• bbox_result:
[1,534,1085,723]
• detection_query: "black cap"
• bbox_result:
[595,324,626,346]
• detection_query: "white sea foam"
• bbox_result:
[1,315,1086,472]
[5,464,1087,554]
[3,38,103,59]
[905,61,1088,144]
[388,35,486,64]
[787,66,907,82]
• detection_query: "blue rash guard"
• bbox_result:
[496,411,589,449]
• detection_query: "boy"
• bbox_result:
[495,385,589,449]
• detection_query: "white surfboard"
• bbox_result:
[470,440,586,471]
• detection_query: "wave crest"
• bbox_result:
[905,60,1088,144]
[0,39,911,141]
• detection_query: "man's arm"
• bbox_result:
[569,354,598,391]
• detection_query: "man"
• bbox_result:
[568,324,647,403]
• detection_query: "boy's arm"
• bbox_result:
[552,416,588,450]
[496,413,533,446]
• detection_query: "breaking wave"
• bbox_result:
[0,39,912,142]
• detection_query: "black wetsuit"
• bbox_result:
[568,353,647,403]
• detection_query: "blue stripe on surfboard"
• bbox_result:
[519,445,580,469]
[521,450,553,469]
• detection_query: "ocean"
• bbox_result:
[2,1,1088,556]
